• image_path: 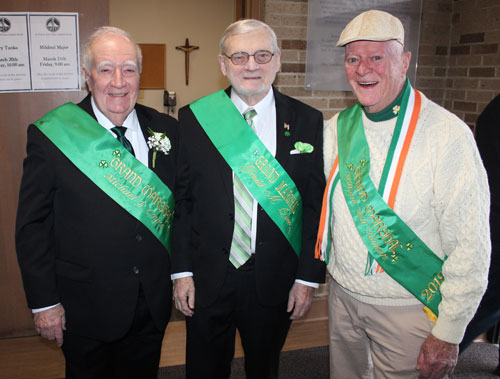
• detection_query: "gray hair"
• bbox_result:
[219,19,279,54]
[82,26,143,73]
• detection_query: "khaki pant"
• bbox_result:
[328,279,435,379]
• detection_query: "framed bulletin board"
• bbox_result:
[139,43,166,89]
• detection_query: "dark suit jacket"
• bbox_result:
[15,94,177,342]
[172,87,326,308]
[475,93,500,243]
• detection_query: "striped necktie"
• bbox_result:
[111,126,135,156]
[229,109,257,268]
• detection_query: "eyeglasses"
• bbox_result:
[224,50,275,65]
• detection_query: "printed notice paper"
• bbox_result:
[0,14,31,91]
[29,13,80,91]
[0,12,80,92]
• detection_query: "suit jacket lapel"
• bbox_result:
[274,87,294,167]
[217,87,235,204]
[136,107,156,171]
[77,94,97,120]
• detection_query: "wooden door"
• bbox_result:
[0,0,108,338]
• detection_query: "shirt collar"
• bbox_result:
[230,87,274,116]
[90,96,139,132]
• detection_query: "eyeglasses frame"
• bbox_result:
[223,50,275,65]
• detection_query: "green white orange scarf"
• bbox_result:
[315,83,444,319]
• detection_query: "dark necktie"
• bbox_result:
[111,126,135,156]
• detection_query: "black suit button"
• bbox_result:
[229,213,234,220]
[222,248,229,255]
[132,266,139,275]
[136,234,143,242]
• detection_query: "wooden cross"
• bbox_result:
[176,38,199,85]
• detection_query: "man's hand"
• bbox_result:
[34,304,66,347]
[287,282,314,320]
[174,276,195,317]
[416,333,458,379]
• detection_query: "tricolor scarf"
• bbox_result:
[315,81,420,266]
[315,82,445,319]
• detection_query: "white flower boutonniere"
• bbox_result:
[147,128,171,168]
[290,141,314,155]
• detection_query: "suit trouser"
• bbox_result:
[61,287,165,379]
[185,258,292,379]
[328,278,434,379]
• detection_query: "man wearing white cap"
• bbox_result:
[316,9,491,379]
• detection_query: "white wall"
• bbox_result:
[110,0,235,117]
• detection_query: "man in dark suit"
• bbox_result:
[171,19,325,379]
[460,93,500,374]
[15,26,177,379]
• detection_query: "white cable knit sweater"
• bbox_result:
[323,91,491,344]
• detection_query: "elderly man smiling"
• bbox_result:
[172,19,325,379]
[316,10,490,379]
[16,26,177,379]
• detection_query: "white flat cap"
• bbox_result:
[337,10,405,47]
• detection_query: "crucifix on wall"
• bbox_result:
[176,38,199,86]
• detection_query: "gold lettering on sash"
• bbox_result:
[141,185,174,225]
[237,155,301,227]
[275,180,299,214]
[255,155,267,169]
[110,157,143,187]
[142,185,155,199]
[240,162,267,187]
[365,205,376,218]
[264,190,283,204]
[279,208,293,226]
[367,230,389,259]
[345,173,357,205]
[422,271,444,303]
[147,208,165,228]
[103,169,173,232]
[351,163,369,202]
[254,155,280,183]
[361,204,404,262]
[357,208,388,259]
[104,173,141,201]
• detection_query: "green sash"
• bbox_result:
[337,104,444,316]
[189,90,302,256]
[34,102,174,251]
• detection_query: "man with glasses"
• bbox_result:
[171,19,325,379]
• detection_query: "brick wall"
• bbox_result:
[446,0,500,130]
[264,0,500,130]
[414,0,453,107]
[264,0,357,121]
